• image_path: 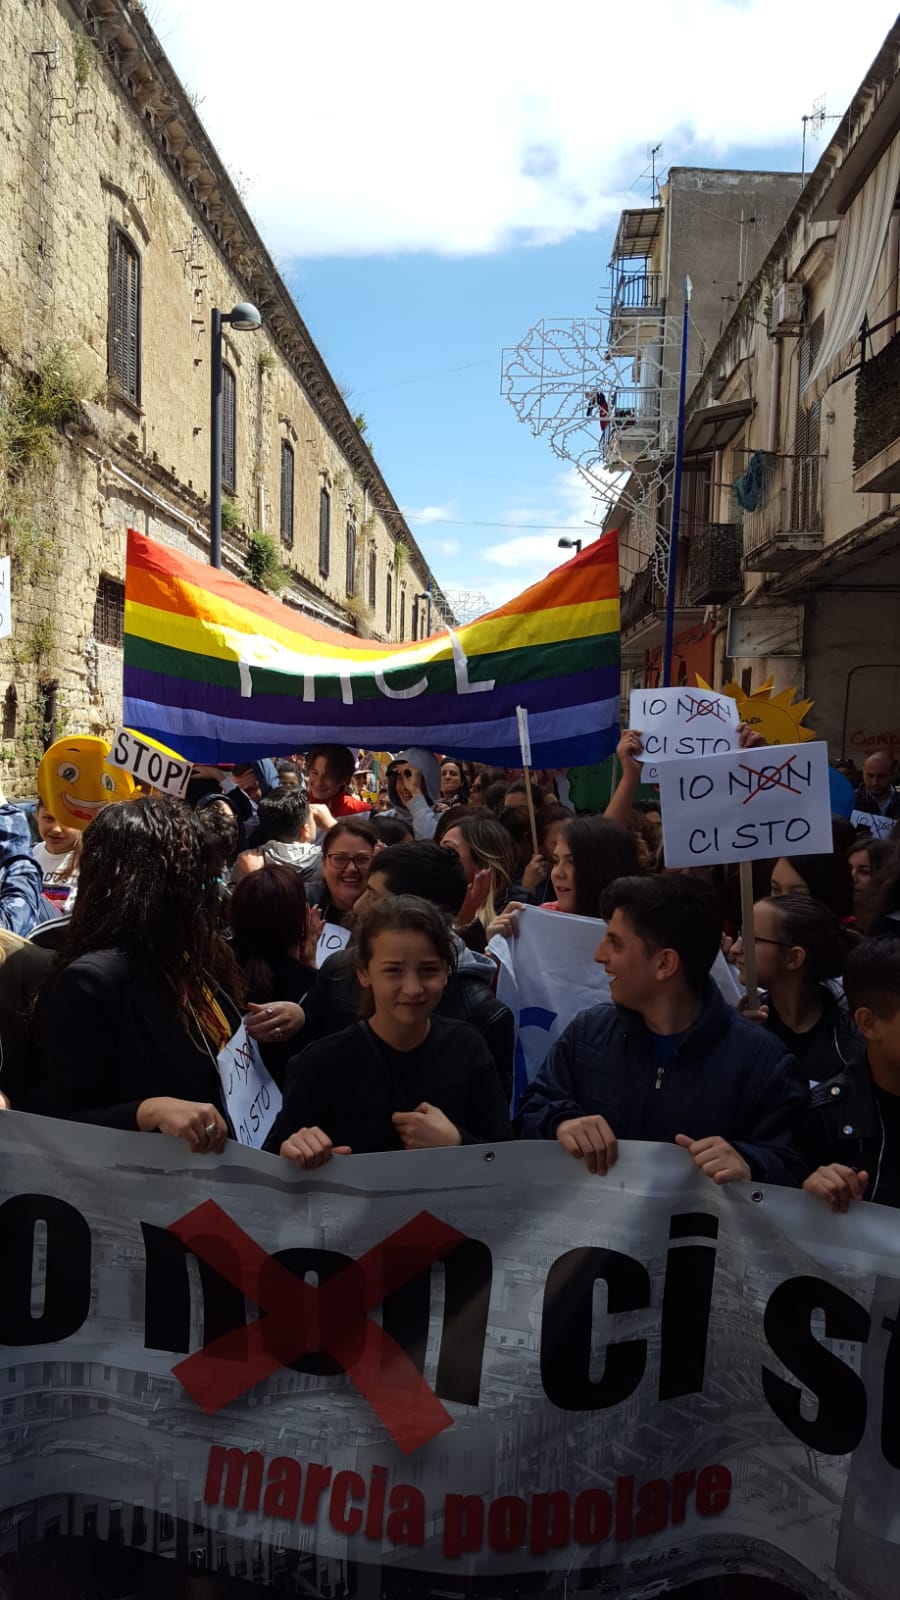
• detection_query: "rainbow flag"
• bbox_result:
[123,528,620,766]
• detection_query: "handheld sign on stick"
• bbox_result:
[108,728,192,799]
[515,705,540,858]
[628,686,740,766]
[658,742,833,1012]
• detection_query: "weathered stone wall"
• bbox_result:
[0,0,436,792]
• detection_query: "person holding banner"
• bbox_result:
[271,896,511,1166]
[488,816,638,938]
[229,863,317,1085]
[735,895,857,1083]
[30,798,241,1149]
[802,938,900,1211]
[518,875,808,1186]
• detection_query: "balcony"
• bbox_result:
[620,551,706,665]
[742,454,824,572]
[608,270,663,346]
[853,331,900,492]
[603,386,661,471]
[686,522,743,604]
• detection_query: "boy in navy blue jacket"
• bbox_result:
[518,874,808,1187]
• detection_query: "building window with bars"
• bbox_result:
[386,572,393,634]
[279,441,294,547]
[345,520,357,597]
[368,547,377,609]
[108,226,141,405]
[318,487,331,577]
[222,364,237,494]
[399,587,406,638]
[93,575,125,648]
[791,314,824,532]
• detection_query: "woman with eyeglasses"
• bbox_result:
[318,819,378,928]
[736,894,858,1083]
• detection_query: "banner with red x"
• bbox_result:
[169,1199,466,1455]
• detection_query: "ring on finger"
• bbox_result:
[204,1121,217,1138]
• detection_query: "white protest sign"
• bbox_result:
[629,686,739,764]
[659,740,833,868]
[850,809,894,841]
[316,921,351,968]
[216,1022,281,1149]
[0,556,11,640]
[109,727,192,798]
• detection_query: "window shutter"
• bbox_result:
[345,521,357,597]
[280,442,294,546]
[109,229,141,404]
[222,366,237,493]
[386,573,393,633]
[399,588,406,638]
[319,488,330,576]
[791,315,824,529]
[368,548,377,609]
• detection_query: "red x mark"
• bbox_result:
[168,1199,466,1454]
[685,696,728,725]
[738,755,803,804]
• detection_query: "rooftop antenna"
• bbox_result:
[649,142,663,206]
[801,95,840,185]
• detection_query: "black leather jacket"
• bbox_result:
[803,1045,900,1207]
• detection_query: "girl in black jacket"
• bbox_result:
[737,893,859,1082]
[271,895,511,1167]
[31,797,243,1151]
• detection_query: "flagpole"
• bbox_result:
[662,276,692,688]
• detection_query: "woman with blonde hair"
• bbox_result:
[439,814,524,950]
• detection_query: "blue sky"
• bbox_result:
[152,0,898,613]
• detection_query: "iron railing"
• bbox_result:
[742,454,823,556]
[611,271,663,317]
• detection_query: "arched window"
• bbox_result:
[108,226,141,404]
[279,442,294,547]
[318,487,331,577]
[346,520,357,597]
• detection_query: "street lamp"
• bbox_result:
[210,302,262,567]
[558,537,582,556]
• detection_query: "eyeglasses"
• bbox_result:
[326,852,373,871]
[734,933,791,949]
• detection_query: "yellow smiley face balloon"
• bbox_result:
[38,736,136,831]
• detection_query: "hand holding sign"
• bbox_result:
[216,1024,281,1150]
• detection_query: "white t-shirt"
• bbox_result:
[32,841,78,909]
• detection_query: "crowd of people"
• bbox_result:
[0,733,897,1217]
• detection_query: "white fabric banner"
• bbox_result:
[491,906,742,1107]
[0,1114,897,1600]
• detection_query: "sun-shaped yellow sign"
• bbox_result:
[697,675,816,747]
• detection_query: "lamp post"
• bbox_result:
[210,302,262,567]
[662,276,692,687]
[558,537,582,556]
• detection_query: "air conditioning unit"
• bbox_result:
[771,281,804,333]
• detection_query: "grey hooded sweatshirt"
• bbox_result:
[386,746,442,841]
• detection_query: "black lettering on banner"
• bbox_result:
[678,775,714,802]
[142,1222,246,1354]
[264,1248,358,1376]
[881,1307,900,1468]
[164,759,183,790]
[131,739,149,777]
[112,731,129,768]
[381,1239,492,1407]
[541,1247,650,1410]
[0,1195,92,1344]
[659,1214,719,1400]
[147,751,163,784]
[762,1276,869,1453]
[785,818,811,843]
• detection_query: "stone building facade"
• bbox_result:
[0,0,446,790]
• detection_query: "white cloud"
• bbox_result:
[402,503,456,525]
[154,0,896,257]
[438,538,461,557]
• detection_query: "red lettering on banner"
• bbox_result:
[169,1199,466,1453]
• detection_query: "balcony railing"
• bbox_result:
[611,271,663,318]
[603,386,661,468]
[742,453,823,571]
[686,523,743,605]
[620,547,702,647]
[853,330,900,492]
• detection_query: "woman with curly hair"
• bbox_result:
[30,798,243,1152]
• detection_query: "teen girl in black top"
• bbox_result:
[270,895,511,1167]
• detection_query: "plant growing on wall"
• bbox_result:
[245,532,291,594]
[220,495,241,534]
